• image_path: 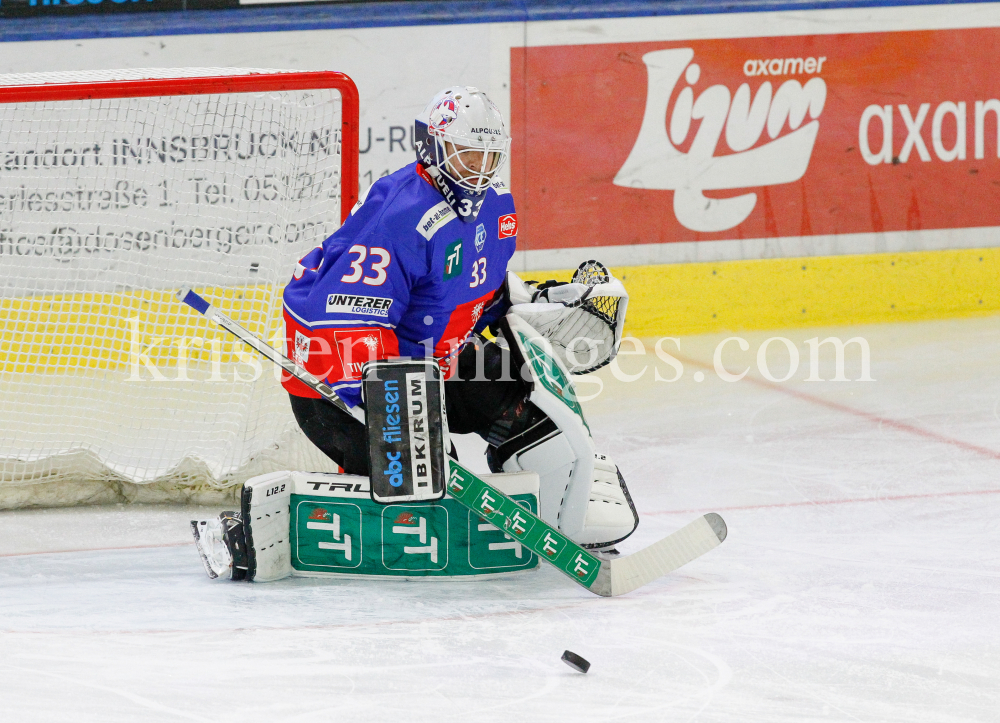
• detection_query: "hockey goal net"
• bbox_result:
[0,68,359,509]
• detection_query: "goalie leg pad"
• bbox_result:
[289,470,540,578]
[241,471,294,582]
[192,472,294,582]
[577,454,639,549]
[496,427,639,549]
[494,420,570,526]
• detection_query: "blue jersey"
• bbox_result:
[282,162,517,407]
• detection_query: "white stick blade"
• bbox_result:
[609,513,726,596]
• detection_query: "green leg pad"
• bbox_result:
[290,473,539,578]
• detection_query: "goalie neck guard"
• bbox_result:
[414,86,510,223]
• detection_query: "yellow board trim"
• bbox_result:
[0,286,282,374]
[3,247,998,374]
[536,246,1000,338]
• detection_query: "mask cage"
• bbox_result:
[431,134,510,194]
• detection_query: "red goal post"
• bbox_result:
[0,68,359,509]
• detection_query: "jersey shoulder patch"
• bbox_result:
[416,200,457,241]
[490,177,511,195]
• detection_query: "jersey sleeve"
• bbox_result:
[281,177,429,405]
[474,281,510,334]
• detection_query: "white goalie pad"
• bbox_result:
[242,471,374,582]
[500,313,595,538]
[578,453,639,548]
[242,471,294,582]
[499,313,639,547]
[500,437,639,548]
[502,427,577,526]
[506,263,628,374]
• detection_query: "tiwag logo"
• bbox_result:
[332,329,386,380]
[614,48,827,232]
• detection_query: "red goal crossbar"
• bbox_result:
[0,70,360,223]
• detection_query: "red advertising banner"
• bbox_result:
[510,29,1000,251]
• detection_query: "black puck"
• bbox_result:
[561,650,591,673]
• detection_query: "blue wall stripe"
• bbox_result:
[0,0,990,44]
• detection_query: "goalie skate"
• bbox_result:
[191,511,249,581]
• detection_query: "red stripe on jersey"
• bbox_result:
[282,312,400,397]
[415,163,435,187]
[434,289,499,378]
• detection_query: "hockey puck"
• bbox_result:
[561,650,591,674]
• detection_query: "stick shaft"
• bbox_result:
[176,287,363,423]
[447,461,606,593]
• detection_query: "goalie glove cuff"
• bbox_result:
[505,271,536,305]
[506,271,593,307]
[531,281,593,307]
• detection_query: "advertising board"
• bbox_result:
[3,1,1000,332]
[511,29,1000,253]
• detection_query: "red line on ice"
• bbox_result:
[678,354,1000,461]
[649,485,1000,515]
[0,541,190,558]
[0,601,594,637]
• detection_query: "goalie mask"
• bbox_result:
[414,86,510,223]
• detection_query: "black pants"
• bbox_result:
[289,338,527,476]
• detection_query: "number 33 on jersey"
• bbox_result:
[340,245,391,286]
[281,161,518,407]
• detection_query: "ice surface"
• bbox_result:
[2,317,999,722]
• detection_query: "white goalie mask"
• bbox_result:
[415,86,511,197]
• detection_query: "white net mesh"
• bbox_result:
[0,69,352,509]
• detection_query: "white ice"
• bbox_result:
[2,317,999,722]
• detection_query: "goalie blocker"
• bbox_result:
[363,359,448,504]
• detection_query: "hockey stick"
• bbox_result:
[446,462,727,596]
[175,287,364,424]
[175,287,727,596]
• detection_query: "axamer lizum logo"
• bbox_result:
[614,48,826,232]
[518,29,1000,247]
